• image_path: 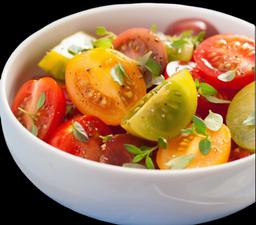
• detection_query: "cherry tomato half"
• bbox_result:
[12,77,66,141]
[194,34,255,90]
[165,18,219,38]
[49,115,112,161]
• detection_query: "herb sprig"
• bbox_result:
[93,26,116,48]
[124,137,168,169]
[18,91,46,136]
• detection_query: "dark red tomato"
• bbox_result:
[12,77,65,141]
[194,34,255,90]
[49,115,112,161]
[229,141,251,161]
[165,18,218,38]
[100,134,155,166]
[108,125,126,135]
[113,28,168,74]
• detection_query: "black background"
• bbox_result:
[0,0,255,224]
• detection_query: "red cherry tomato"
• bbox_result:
[194,34,255,90]
[165,18,218,38]
[12,77,65,141]
[100,134,155,166]
[113,28,168,77]
[229,141,252,161]
[49,115,112,161]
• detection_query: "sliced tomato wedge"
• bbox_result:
[194,34,255,90]
[49,115,112,161]
[12,77,66,140]
[100,134,155,166]
[113,28,168,83]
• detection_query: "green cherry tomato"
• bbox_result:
[226,82,255,151]
[121,69,198,141]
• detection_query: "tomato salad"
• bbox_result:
[12,19,255,170]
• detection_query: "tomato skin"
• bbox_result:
[194,34,255,90]
[49,115,112,161]
[229,141,252,162]
[100,134,155,166]
[65,48,146,125]
[165,18,218,38]
[113,28,168,73]
[12,77,66,141]
[157,124,231,169]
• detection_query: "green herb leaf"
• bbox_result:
[65,104,73,116]
[68,45,84,55]
[93,37,113,48]
[204,96,231,104]
[124,144,143,155]
[111,63,127,86]
[145,57,161,78]
[192,31,206,47]
[132,153,146,163]
[158,137,168,148]
[166,153,195,169]
[181,128,193,135]
[96,26,114,36]
[99,134,113,143]
[192,115,207,135]
[243,112,255,126]
[36,92,46,111]
[140,145,153,152]
[31,122,38,136]
[171,39,188,48]
[150,24,158,33]
[217,70,236,82]
[72,121,88,142]
[145,155,155,169]
[204,110,223,131]
[198,82,217,96]
[199,138,211,155]
[179,30,193,38]
[122,163,146,169]
[195,79,200,88]
[151,75,165,85]
[137,51,152,66]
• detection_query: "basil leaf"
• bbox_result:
[199,138,211,155]
[145,155,155,169]
[145,57,161,78]
[31,122,38,137]
[204,96,231,104]
[192,31,206,47]
[243,112,255,126]
[111,63,127,86]
[72,121,88,142]
[171,39,188,48]
[198,82,217,96]
[204,110,223,131]
[122,163,146,169]
[195,79,200,88]
[166,153,195,169]
[217,70,236,82]
[179,30,193,38]
[150,24,157,33]
[192,115,206,135]
[181,128,193,135]
[124,144,143,154]
[158,137,168,149]
[99,134,113,143]
[36,92,46,111]
[93,37,113,48]
[137,51,152,66]
[96,26,113,36]
[132,153,146,163]
[151,75,165,85]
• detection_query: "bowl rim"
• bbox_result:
[1,3,255,176]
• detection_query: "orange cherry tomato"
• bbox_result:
[157,124,231,169]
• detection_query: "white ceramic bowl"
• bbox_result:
[0,3,255,225]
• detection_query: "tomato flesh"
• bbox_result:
[49,115,112,161]
[12,77,66,140]
[194,34,255,90]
